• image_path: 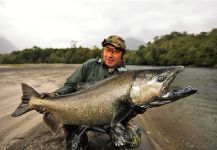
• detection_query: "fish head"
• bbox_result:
[130,66,196,106]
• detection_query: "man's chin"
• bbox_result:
[105,61,115,68]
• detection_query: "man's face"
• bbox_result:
[102,45,123,68]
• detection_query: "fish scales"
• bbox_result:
[30,71,135,126]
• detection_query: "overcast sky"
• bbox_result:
[0,0,217,49]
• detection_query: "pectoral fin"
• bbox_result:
[112,101,133,127]
[43,113,62,133]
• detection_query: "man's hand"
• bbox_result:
[35,106,47,114]
[35,92,59,114]
[40,92,59,99]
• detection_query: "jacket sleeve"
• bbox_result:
[54,59,96,95]
[54,64,86,95]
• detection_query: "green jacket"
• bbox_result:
[55,58,128,95]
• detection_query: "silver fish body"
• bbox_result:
[12,66,197,130]
[30,72,134,126]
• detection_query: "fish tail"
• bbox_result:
[11,83,41,117]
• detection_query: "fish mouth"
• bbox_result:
[160,86,197,101]
[160,66,184,95]
[160,66,197,101]
[143,85,197,109]
[147,85,197,108]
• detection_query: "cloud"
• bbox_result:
[0,0,216,49]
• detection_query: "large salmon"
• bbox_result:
[11,66,197,132]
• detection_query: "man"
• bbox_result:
[40,35,144,150]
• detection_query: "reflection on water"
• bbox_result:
[127,65,217,150]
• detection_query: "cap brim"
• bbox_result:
[103,42,124,51]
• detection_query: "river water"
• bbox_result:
[127,65,217,150]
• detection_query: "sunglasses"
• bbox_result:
[103,47,122,55]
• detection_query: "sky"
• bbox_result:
[0,0,217,50]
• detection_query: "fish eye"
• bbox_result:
[157,76,165,82]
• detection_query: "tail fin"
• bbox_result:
[11,83,41,117]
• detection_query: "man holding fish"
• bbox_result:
[39,35,144,149]
[12,35,197,150]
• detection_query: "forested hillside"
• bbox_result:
[0,29,216,67]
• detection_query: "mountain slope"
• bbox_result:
[125,37,145,50]
[0,37,17,53]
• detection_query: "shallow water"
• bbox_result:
[128,65,217,149]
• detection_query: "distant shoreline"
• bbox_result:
[0,63,216,69]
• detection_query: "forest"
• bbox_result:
[0,28,216,67]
